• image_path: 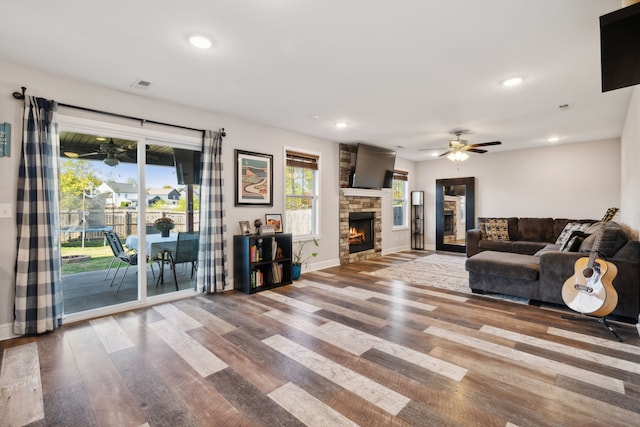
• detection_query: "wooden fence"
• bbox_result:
[60,209,198,242]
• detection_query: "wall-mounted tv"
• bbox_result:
[173,148,201,185]
[351,143,396,189]
[600,2,640,92]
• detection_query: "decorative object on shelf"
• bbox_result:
[265,213,283,233]
[235,149,273,206]
[0,123,10,157]
[253,218,263,234]
[239,221,251,235]
[292,237,319,280]
[260,225,276,235]
[154,217,175,238]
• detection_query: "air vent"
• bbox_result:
[130,78,151,90]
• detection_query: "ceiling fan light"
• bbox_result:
[103,157,119,167]
[447,151,469,162]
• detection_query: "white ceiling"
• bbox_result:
[0,0,633,160]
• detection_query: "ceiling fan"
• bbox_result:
[422,129,502,162]
[64,139,134,167]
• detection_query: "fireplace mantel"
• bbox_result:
[341,188,391,198]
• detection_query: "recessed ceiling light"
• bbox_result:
[311,115,320,119]
[501,77,523,87]
[189,35,212,49]
[96,137,107,141]
[547,136,560,143]
[334,122,349,129]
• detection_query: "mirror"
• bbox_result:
[435,177,475,253]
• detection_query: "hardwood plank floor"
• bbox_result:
[2,250,640,426]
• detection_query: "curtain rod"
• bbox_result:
[11,86,226,138]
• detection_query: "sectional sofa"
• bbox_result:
[465,217,640,321]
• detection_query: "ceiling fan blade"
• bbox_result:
[64,151,99,158]
[438,151,452,157]
[469,141,501,148]
[467,148,488,154]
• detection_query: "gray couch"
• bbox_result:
[465,217,640,321]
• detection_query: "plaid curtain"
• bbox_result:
[14,96,63,335]
[196,130,228,293]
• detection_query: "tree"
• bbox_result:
[59,159,102,211]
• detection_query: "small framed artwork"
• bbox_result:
[239,221,251,235]
[265,214,283,233]
[235,149,273,206]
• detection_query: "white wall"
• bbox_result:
[0,60,343,333]
[620,87,640,239]
[415,138,622,249]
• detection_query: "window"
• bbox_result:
[285,150,319,237]
[392,170,408,228]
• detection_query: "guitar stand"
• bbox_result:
[561,314,623,342]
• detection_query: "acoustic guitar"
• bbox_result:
[561,208,619,317]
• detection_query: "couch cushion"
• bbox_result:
[517,218,554,242]
[555,222,591,247]
[478,239,513,252]
[512,241,549,255]
[466,251,539,281]
[579,221,630,258]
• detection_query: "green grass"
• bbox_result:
[61,239,114,275]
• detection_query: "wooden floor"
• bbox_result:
[2,250,640,426]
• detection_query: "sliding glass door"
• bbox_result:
[57,117,202,318]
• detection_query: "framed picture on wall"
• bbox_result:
[265,214,283,233]
[235,150,273,206]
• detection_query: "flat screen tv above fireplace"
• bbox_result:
[351,143,396,189]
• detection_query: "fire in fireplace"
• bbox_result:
[349,212,374,253]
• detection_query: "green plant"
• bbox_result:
[154,216,175,232]
[293,237,318,266]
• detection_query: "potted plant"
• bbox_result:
[154,217,175,237]
[292,237,318,280]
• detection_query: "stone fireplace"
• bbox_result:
[339,144,382,264]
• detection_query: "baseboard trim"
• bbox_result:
[0,321,18,342]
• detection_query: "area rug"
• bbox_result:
[370,253,529,304]
[370,253,470,293]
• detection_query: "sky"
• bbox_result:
[87,159,179,189]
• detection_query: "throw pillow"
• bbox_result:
[561,230,589,252]
[485,218,510,241]
[555,222,591,247]
[478,221,488,239]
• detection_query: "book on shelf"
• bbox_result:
[271,263,284,284]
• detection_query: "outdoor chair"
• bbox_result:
[167,231,199,289]
[103,230,142,292]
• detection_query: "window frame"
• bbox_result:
[392,170,409,230]
[284,148,320,240]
